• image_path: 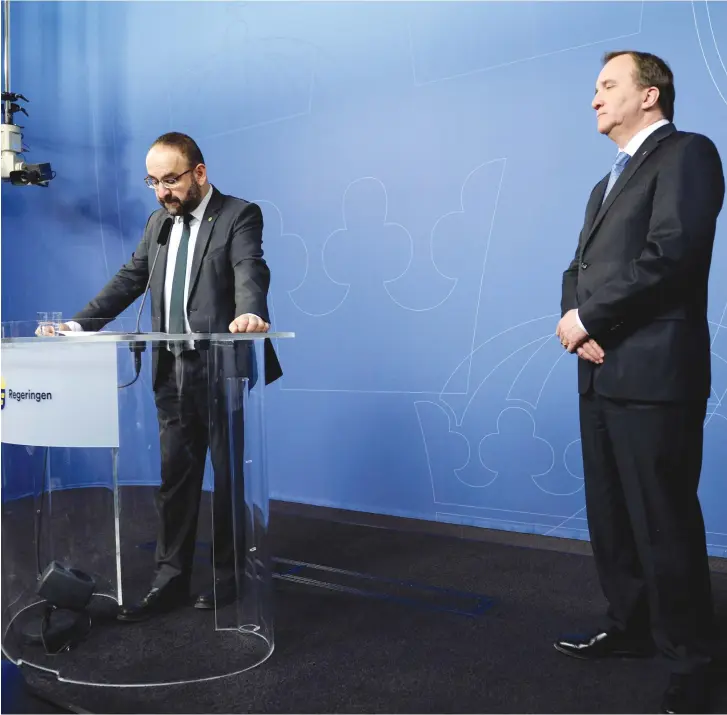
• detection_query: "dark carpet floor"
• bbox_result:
[5,488,727,714]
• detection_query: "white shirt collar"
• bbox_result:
[621,118,671,157]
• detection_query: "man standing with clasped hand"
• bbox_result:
[555,51,724,714]
[57,132,282,622]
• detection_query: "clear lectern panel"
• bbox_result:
[1,319,292,686]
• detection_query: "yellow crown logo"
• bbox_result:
[1,377,6,410]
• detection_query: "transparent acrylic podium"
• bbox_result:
[0,319,293,687]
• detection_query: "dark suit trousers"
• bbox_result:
[579,391,714,674]
[151,348,245,588]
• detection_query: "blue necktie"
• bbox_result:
[602,151,630,203]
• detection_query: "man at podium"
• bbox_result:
[55,132,282,621]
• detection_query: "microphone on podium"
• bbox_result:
[119,217,173,389]
[135,217,173,334]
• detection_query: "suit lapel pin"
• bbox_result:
[208,217,212,222]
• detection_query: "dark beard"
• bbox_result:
[159,182,203,216]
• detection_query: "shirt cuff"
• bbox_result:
[575,311,588,335]
[64,321,84,332]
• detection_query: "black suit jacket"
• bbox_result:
[561,123,724,401]
[73,187,283,387]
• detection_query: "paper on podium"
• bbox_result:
[58,330,126,336]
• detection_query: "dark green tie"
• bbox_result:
[168,214,192,352]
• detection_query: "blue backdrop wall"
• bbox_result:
[2,1,726,556]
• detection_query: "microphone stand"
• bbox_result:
[118,218,172,389]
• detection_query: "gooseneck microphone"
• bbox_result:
[118,217,173,389]
[134,217,172,333]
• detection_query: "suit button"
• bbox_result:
[581,262,588,270]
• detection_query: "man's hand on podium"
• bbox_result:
[229,313,270,333]
[35,323,70,336]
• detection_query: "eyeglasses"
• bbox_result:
[144,167,195,189]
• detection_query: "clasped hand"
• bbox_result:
[556,309,604,365]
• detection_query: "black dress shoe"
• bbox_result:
[117,583,189,623]
[661,672,709,714]
[554,628,655,660]
[194,577,238,610]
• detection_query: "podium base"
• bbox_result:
[4,604,273,687]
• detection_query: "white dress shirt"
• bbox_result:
[576,118,671,334]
